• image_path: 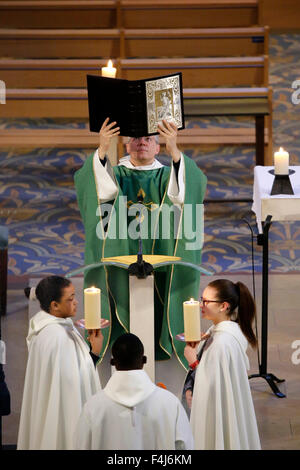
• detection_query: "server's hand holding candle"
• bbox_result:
[183,298,201,343]
[274,147,289,175]
[84,287,101,329]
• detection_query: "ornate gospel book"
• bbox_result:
[87,72,184,137]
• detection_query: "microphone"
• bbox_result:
[128,191,153,278]
[137,193,144,264]
[137,193,144,203]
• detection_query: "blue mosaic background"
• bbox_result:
[0,34,300,275]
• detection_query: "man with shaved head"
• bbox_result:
[74,333,193,450]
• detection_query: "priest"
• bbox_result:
[74,118,207,369]
[74,333,193,450]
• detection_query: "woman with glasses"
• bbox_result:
[183,279,261,450]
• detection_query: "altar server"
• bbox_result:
[74,333,193,450]
[184,279,261,450]
[17,276,101,450]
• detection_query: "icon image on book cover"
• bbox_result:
[146,74,183,134]
[156,88,174,121]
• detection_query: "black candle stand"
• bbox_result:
[269,169,295,195]
[248,215,286,398]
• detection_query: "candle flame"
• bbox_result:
[107,59,113,68]
[85,286,99,292]
[184,297,199,304]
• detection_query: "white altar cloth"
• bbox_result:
[252,166,300,233]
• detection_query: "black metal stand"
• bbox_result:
[248,215,286,398]
[269,170,295,196]
[128,195,153,279]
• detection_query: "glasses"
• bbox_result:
[200,297,222,306]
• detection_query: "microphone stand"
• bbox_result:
[128,194,153,279]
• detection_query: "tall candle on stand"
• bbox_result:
[101,59,118,165]
[84,287,101,329]
[101,59,117,78]
[274,147,289,175]
[183,298,201,342]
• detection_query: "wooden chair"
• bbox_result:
[0,28,120,59]
[0,86,273,165]
[0,25,268,59]
[0,0,261,30]
[118,0,260,29]
[0,1,117,29]
[119,26,268,58]
[183,86,273,165]
[119,56,268,87]
[0,55,267,88]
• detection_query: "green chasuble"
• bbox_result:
[74,153,207,370]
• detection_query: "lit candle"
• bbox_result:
[274,147,289,175]
[101,59,117,78]
[84,287,101,329]
[183,298,201,342]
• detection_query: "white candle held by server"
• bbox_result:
[84,287,101,329]
[183,298,201,342]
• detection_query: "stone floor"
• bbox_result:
[1,273,300,450]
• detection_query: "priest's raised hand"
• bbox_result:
[157,119,181,163]
[98,116,120,160]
